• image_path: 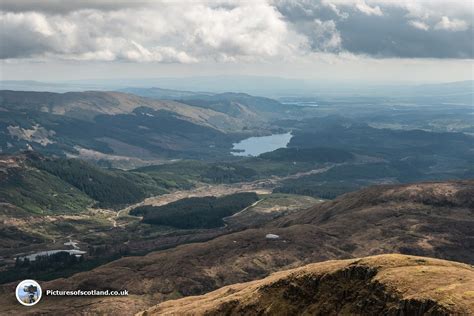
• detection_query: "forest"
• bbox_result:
[131,192,259,229]
[31,156,150,207]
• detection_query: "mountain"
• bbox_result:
[177,92,294,120]
[118,87,212,100]
[1,179,471,315]
[0,90,256,163]
[4,78,471,101]
[119,88,297,121]
[275,180,474,263]
[144,254,474,315]
[0,80,107,93]
[0,90,242,127]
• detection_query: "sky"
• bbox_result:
[0,0,473,83]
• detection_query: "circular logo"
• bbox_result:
[15,279,42,306]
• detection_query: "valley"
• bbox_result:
[1,178,472,315]
[0,84,472,315]
[1,2,473,314]
[0,153,335,284]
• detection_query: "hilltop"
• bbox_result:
[0,90,240,127]
[143,254,474,315]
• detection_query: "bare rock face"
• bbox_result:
[141,254,474,316]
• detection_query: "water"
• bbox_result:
[16,240,85,261]
[231,132,292,156]
[280,101,319,107]
[18,249,86,261]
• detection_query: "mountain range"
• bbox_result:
[0,90,291,165]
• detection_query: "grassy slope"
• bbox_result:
[0,165,93,215]
[144,254,474,316]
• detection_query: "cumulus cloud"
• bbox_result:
[434,16,469,32]
[0,0,472,62]
[408,20,429,31]
[355,0,382,16]
[310,19,341,51]
[0,1,305,62]
[276,0,473,59]
[0,0,150,13]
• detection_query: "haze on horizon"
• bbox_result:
[0,0,473,84]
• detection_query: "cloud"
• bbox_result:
[0,0,150,14]
[276,0,473,59]
[408,20,429,31]
[310,19,341,51]
[355,0,382,16]
[434,16,469,32]
[0,0,472,62]
[0,1,305,62]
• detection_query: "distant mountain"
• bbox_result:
[0,90,239,125]
[3,77,471,101]
[0,90,259,163]
[118,87,212,100]
[5,179,471,315]
[410,80,474,96]
[96,77,474,100]
[177,92,292,120]
[144,254,474,315]
[0,80,96,93]
[120,88,296,121]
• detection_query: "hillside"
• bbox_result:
[0,153,165,262]
[0,151,332,273]
[273,180,474,263]
[143,254,474,315]
[118,87,212,100]
[0,90,241,127]
[118,89,295,121]
[1,179,471,315]
[0,153,171,213]
[177,92,293,121]
[0,154,94,214]
[0,90,262,162]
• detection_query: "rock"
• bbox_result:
[265,234,280,239]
